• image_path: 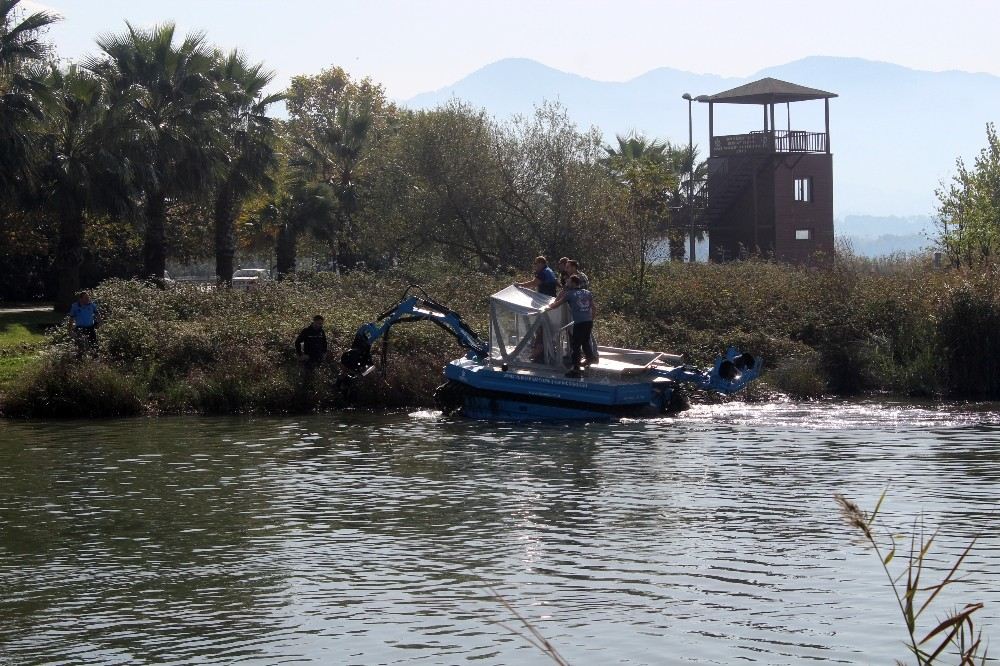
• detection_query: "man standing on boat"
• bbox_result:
[519,256,558,297]
[544,275,596,377]
[564,259,590,291]
[556,256,570,288]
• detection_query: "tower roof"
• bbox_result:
[701,77,837,105]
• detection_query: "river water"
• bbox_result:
[1,400,999,665]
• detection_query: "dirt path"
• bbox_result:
[0,306,54,314]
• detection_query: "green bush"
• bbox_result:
[765,354,827,399]
[937,273,1000,397]
[7,255,1000,417]
[2,352,144,418]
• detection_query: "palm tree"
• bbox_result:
[602,132,674,232]
[663,143,708,261]
[602,133,669,166]
[211,50,283,285]
[601,132,676,293]
[39,66,136,310]
[0,0,59,197]
[86,22,224,281]
[294,100,372,272]
[255,180,335,279]
[604,133,707,261]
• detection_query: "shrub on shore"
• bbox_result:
[2,351,144,418]
[2,256,1000,418]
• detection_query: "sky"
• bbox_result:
[22,0,1000,100]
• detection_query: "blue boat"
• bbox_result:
[339,285,762,422]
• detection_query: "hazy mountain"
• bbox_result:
[407,57,1000,230]
[836,214,935,238]
[836,215,934,257]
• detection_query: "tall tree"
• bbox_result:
[603,133,708,261]
[604,133,669,165]
[663,143,708,261]
[39,66,136,310]
[403,102,507,270]
[286,67,394,271]
[603,133,677,296]
[294,100,372,271]
[86,22,223,281]
[496,101,608,264]
[0,0,58,197]
[211,50,282,285]
[936,123,1000,268]
[253,180,336,279]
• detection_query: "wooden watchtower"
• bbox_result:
[699,78,837,262]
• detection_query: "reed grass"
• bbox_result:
[835,492,987,665]
[487,586,570,666]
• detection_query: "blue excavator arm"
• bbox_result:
[339,285,488,379]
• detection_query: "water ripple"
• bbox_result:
[1,402,999,664]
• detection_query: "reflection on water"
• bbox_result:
[1,400,999,665]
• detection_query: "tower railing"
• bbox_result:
[711,130,827,156]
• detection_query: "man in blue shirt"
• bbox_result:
[519,256,558,297]
[69,291,100,353]
[545,275,597,377]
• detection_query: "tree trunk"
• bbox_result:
[53,203,85,312]
[667,206,688,262]
[334,210,355,273]
[214,185,237,286]
[143,190,167,281]
[275,224,297,280]
[667,228,687,261]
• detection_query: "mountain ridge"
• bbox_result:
[405,56,1000,225]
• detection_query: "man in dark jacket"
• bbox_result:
[295,315,328,369]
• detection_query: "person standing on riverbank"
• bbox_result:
[295,315,328,370]
[68,291,100,356]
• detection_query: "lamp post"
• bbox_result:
[681,93,696,262]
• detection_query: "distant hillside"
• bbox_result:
[836,214,935,238]
[407,57,1000,224]
[836,215,935,257]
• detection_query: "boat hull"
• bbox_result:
[441,358,679,421]
[459,392,664,421]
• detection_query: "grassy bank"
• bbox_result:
[0,309,60,391]
[2,256,999,418]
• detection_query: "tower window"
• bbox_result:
[794,177,812,202]
[795,229,812,240]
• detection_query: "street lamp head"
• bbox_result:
[695,95,711,103]
[681,92,693,101]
